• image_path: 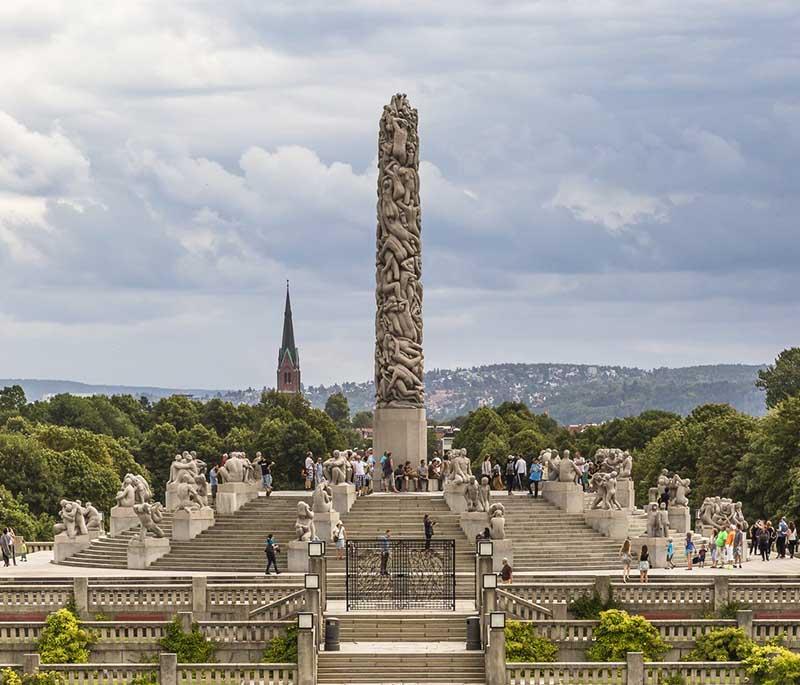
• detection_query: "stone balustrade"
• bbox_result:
[643,662,748,684]
[507,661,748,685]
[23,541,54,553]
[496,589,553,621]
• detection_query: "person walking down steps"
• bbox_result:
[264,534,280,575]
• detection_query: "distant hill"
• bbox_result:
[3,362,767,424]
[305,363,767,423]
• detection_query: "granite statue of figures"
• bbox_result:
[168,451,205,486]
[597,448,633,479]
[446,449,472,485]
[323,450,349,485]
[589,472,622,511]
[669,473,691,507]
[82,501,102,532]
[312,482,333,513]
[489,503,506,540]
[477,475,491,512]
[295,501,316,541]
[133,502,166,541]
[174,482,204,513]
[646,502,669,537]
[116,473,153,508]
[53,499,89,539]
[464,476,479,512]
[218,452,254,484]
[375,93,424,409]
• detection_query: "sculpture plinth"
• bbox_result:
[616,479,635,511]
[215,482,258,515]
[331,483,356,515]
[287,540,310,573]
[459,511,489,541]
[172,507,215,541]
[314,511,341,542]
[373,94,426,463]
[110,506,139,537]
[586,509,629,539]
[53,534,92,563]
[443,482,468,513]
[633,537,668,569]
[668,506,691,534]
[542,481,584,514]
[491,539,514,573]
[127,537,170,569]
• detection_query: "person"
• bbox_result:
[481,455,493,483]
[714,528,727,568]
[760,521,773,561]
[666,538,675,569]
[403,461,417,492]
[5,528,16,567]
[619,537,633,583]
[491,461,503,490]
[353,456,366,496]
[0,529,12,567]
[638,544,650,583]
[423,513,436,550]
[733,525,744,569]
[380,530,391,575]
[685,532,695,571]
[514,454,527,492]
[505,457,516,495]
[209,465,219,502]
[304,452,314,490]
[475,527,491,545]
[500,558,513,584]
[417,459,429,492]
[777,517,789,558]
[16,536,27,563]
[394,463,405,493]
[382,452,397,493]
[788,521,798,559]
[262,460,275,494]
[314,457,325,488]
[528,458,542,498]
[264,534,280,575]
[724,526,736,568]
[749,521,760,557]
[333,521,346,560]
[581,461,591,493]
[693,545,707,568]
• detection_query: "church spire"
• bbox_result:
[277,281,300,393]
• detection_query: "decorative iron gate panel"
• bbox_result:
[346,539,456,611]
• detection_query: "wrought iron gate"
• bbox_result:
[346,539,456,610]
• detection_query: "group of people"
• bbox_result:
[749,518,796,561]
[1,528,27,567]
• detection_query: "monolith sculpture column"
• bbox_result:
[373,93,427,477]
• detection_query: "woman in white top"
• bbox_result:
[334,522,346,560]
[353,458,366,496]
[481,456,493,479]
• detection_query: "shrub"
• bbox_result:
[569,590,619,620]
[0,671,64,685]
[262,626,298,663]
[587,609,668,662]
[128,675,158,685]
[158,618,215,663]
[686,627,754,662]
[702,600,752,620]
[744,644,800,685]
[37,608,95,664]
[656,675,685,685]
[504,621,558,662]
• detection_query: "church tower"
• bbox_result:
[277,281,301,393]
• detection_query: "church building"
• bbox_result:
[277,282,301,393]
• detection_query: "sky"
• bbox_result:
[0,1,799,389]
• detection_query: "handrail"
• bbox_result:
[248,588,306,619]
[497,588,553,619]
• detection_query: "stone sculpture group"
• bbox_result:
[54,500,102,539]
[596,448,633,479]
[167,451,209,511]
[134,502,166,541]
[218,452,255,484]
[323,451,350,485]
[115,473,152,508]
[589,471,623,511]
[645,501,671,538]
[295,501,316,541]
[697,496,747,531]
[541,448,582,482]
[649,469,691,508]
[374,93,424,409]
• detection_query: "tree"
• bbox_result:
[324,393,351,426]
[138,423,180,499]
[352,411,373,429]
[151,396,201,432]
[757,348,800,409]
[479,432,510,464]
[278,420,326,488]
[504,621,558,662]
[453,407,508,461]
[0,385,26,413]
[38,608,94,663]
[0,485,52,541]
[177,424,223,465]
[202,399,240,438]
[509,428,547,459]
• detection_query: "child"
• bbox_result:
[666,538,675,569]
[17,536,27,562]
[693,545,707,568]
[639,545,650,584]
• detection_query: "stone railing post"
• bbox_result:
[484,614,506,685]
[159,652,178,685]
[191,576,208,618]
[177,611,193,633]
[73,577,89,618]
[737,608,754,638]
[482,586,497,646]
[713,576,730,612]
[595,575,612,604]
[305,587,322,646]
[476,555,492,609]
[22,653,40,675]
[626,651,644,685]
[297,618,317,685]
[309,555,328,613]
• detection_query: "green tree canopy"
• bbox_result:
[324,392,351,426]
[756,348,800,409]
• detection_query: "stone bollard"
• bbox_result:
[159,652,178,685]
[22,653,40,675]
[177,611,193,633]
[737,609,754,639]
[72,577,89,619]
[297,618,317,685]
[191,576,208,618]
[305,587,321,647]
[713,576,730,612]
[476,555,493,609]
[484,614,506,685]
[482,585,497,647]
[309,555,328,613]
[595,575,612,604]
[626,651,644,685]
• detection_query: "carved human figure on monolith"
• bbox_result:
[477,476,491,512]
[670,474,691,507]
[54,499,88,538]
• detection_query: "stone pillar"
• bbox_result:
[22,653,40,675]
[127,537,170,569]
[476,555,493,609]
[737,609,754,639]
[625,651,644,685]
[172,508,214,541]
[444,482,468,513]
[491,539,514,573]
[482,586,497,646]
[372,94,426,467]
[159,653,178,685]
[542,481,584,513]
[288,541,310,573]
[714,576,730,612]
[314,511,340,543]
[668,506,691,534]
[305,587,321,646]
[485,616,506,685]
[215,482,258,515]
[309,556,328,613]
[110,505,139,536]
[594,576,612,604]
[177,611,193,633]
[191,576,208,618]
[297,621,317,685]
[330,483,356,515]
[53,533,92,563]
[616,479,635,511]
[72,577,89,618]
[585,509,629,539]
[459,512,489,541]
[632,537,667,569]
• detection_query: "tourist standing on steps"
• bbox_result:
[514,454,527,492]
[619,538,633,582]
[666,538,675,569]
[209,465,219,503]
[423,514,436,550]
[353,456,366,496]
[491,460,503,490]
[777,517,789,558]
[304,452,314,490]
[788,522,797,559]
[528,458,542,498]
[481,455,493,483]
[734,526,744,568]
[505,457,516,495]
[264,534,280,574]
[685,533,695,571]
[380,530,391,575]
[333,522,346,560]
[638,545,650,583]
[749,521,760,557]
[314,457,324,487]
[500,558,513,584]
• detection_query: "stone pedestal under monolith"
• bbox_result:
[314,512,341,543]
[110,506,138,537]
[372,407,427,489]
[171,507,215,541]
[127,537,170,569]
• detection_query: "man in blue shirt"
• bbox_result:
[528,459,542,498]
[380,530,391,575]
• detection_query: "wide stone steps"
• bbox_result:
[60,518,175,569]
[331,613,470,641]
[317,653,484,684]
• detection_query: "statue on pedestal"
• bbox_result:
[116,473,152,508]
[590,472,622,511]
[174,482,204,512]
[464,476,479,512]
[323,451,349,485]
[133,502,165,540]
[447,449,472,485]
[669,473,691,507]
[295,501,316,541]
[218,452,254,483]
[53,499,89,538]
[646,502,669,537]
[477,475,491,512]
[312,482,333,513]
[489,503,506,540]
[82,502,102,532]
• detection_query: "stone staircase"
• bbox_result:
[59,515,175,569]
[500,495,623,570]
[317,652,484,684]
[331,611,470,641]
